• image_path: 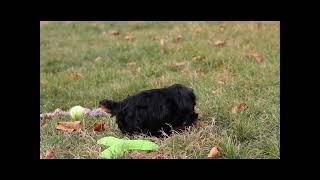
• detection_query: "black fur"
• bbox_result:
[99,84,198,137]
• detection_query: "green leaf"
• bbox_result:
[100,145,127,159]
[126,140,159,150]
[97,136,124,147]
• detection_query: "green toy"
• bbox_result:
[97,136,159,159]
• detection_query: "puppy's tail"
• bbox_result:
[99,99,120,117]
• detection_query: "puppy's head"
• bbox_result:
[170,84,196,106]
[99,99,119,116]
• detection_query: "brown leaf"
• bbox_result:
[212,90,218,96]
[231,106,238,114]
[151,37,159,41]
[102,31,107,37]
[160,39,165,46]
[231,102,248,113]
[175,62,187,67]
[217,80,226,85]
[124,35,135,41]
[41,123,47,128]
[175,35,183,43]
[94,56,103,62]
[159,39,168,53]
[213,40,226,47]
[212,89,221,96]
[70,72,83,79]
[93,122,105,132]
[248,53,263,63]
[238,102,248,111]
[192,55,205,61]
[110,30,120,36]
[195,69,206,76]
[219,26,225,32]
[195,27,203,33]
[56,124,75,133]
[161,47,168,54]
[56,121,82,132]
[127,62,137,66]
[208,147,220,159]
[45,149,55,159]
[182,68,193,75]
[136,67,141,73]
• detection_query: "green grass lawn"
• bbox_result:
[40,21,280,159]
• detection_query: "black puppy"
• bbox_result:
[99,84,198,137]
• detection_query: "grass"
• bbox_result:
[40,21,280,159]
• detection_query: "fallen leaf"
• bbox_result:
[208,147,220,159]
[151,37,159,41]
[175,35,183,43]
[217,80,226,85]
[93,122,105,132]
[212,89,221,96]
[41,123,47,128]
[181,68,193,75]
[231,102,248,113]
[160,38,165,46]
[124,35,135,41]
[56,121,82,132]
[195,27,203,33]
[56,124,75,133]
[136,67,141,73]
[95,56,103,62]
[238,102,248,111]
[175,62,187,67]
[214,40,226,47]
[159,38,168,53]
[212,90,218,96]
[58,121,82,129]
[127,62,137,66]
[249,53,263,63]
[110,30,120,36]
[45,149,55,159]
[192,55,205,61]
[102,31,107,36]
[219,26,225,32]
[70,72,83,79]
[195,69,206,76]
[231,106,238,114]
[161,47,168,54]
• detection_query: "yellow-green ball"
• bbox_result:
[70,106,85,120]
